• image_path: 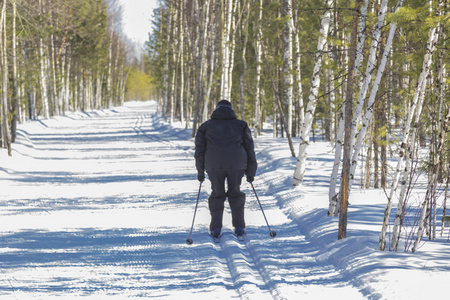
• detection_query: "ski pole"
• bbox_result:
[250,182,277,237]
[186,181,202,245]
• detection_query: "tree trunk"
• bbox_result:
[339,0,363,240]
[293,0,334,186]
[349,0,405,194]
[293,3,304,140]
[283,0,294,136]
[38,7,50,118]
[412,107,449,252]
[1,0,11,155]
[200,0,211,123]
[11,0,18,143]
[351,0,388,154]
[239,0,250,120]
[254,0,263,136]
[220,0,234,100]
[179,0,185,126]
[380,18,438,251]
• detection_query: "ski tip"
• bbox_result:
[186,238,193,245]
[270,231,277,238]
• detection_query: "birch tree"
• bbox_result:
[11,0,18,143]
[293,0,334,186]
[283,0,294,136]
[254,0,263,136]
[329,0,369,216]
[0,0,11,155]
[220,0,234,100]
[346,0,404,200]
[380,16,439,251]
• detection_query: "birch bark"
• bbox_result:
[170,4,178,124]
[220,0,233,100]
[351,0,387,150]
[39,0,50,119]
[293,6,304,137]
[163,4,172,116]
[254,0,263,136]
[380,22,438,251]
[1,0,11,154]
[283,0,294,136]
[328,0,367,214]
[11,0,18,143]
[412,107,449,252]
[239,0,250,120]
[350,0,404,192]
[179,0,185,126]
[227,3,237,98]
[293,0,333,186]
[200,0,211,123]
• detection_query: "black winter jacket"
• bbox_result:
[194,106,257,177]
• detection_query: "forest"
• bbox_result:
[147,0,450,251]
[0,0,151,157]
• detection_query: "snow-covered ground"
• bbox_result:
[1,101,449,299]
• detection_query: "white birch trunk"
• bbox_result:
[65,54,71,111]
[201,0,211,123]
[350,0,404,191]
[106,14,114,108]
[170,5,178,124]
[412,108,449,252]
[11,0,19,142]
[254,0,263,137]
[293,0,333,186]
[409,27,441,252]
[227,3,237,98]
[328,103,345,216]
[354,0,369,74]
[96,74,102,110]
[39,37,50,119]
[239,1,250,120]
[380,22,438,251]
[163,4,172,114]
[60,47,66,113]
[283,0,294,136]
[205,23,216,121]
[220,0,233,100]
[351,0,386,150]
[0,0,11,155]
[179,0,185,126]
[294,7,304,136]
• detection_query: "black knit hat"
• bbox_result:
[216,100,232,109]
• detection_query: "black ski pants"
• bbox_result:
[207,169,245,230]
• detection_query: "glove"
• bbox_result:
[198,173,205,182]
[247,175,254,183]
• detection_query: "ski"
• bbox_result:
[211,235,220,243]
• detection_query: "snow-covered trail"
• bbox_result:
[0,102,363,299]
[4,101,449,299]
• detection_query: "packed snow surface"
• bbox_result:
[1,101,449,299]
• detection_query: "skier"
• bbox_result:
[194,100,257,238]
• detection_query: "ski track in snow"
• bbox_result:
[1,101,449,299]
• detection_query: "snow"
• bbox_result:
[1,101,449,299]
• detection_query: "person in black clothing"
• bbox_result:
[194,100,257,237]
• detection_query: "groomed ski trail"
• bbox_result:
[1,101,365,299]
